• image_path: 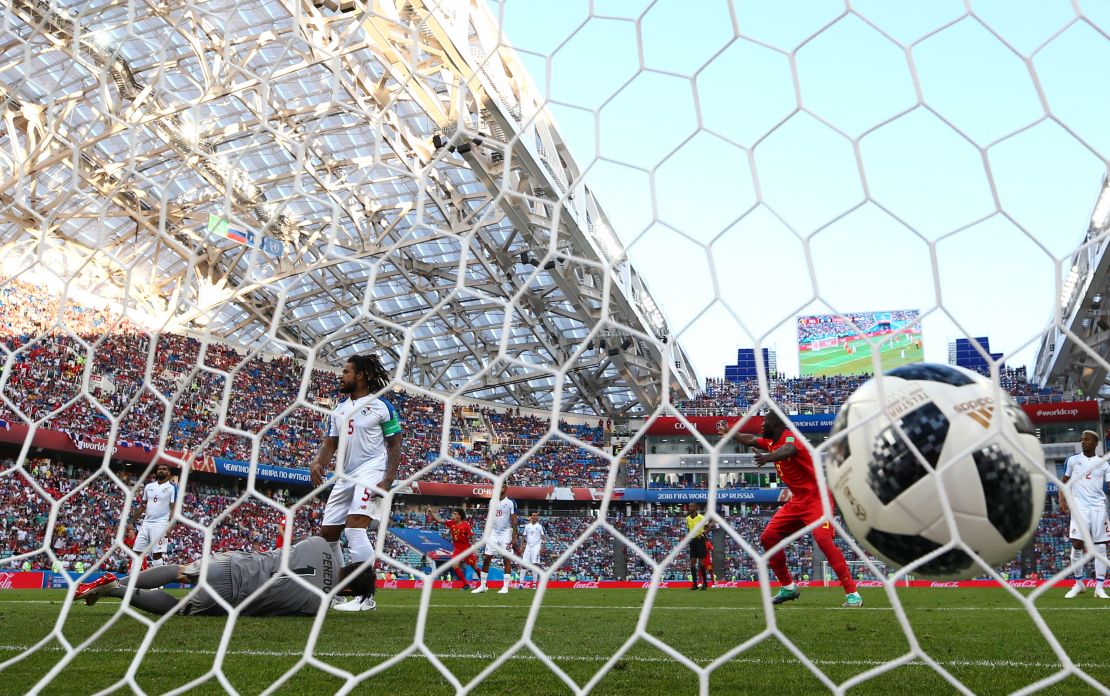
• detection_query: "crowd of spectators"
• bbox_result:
[0,277,626,489]
[679,366,1076,416]
[0,456,1086,584]
[796,311,920,345]
[0,456,618,581]
[797,314,883,343]
[0,457,323,572]
[4,276,1084,498]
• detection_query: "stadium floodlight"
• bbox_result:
[195,276,231,315]
[1092,179,1110,231]
[636,290,667,336]
[89,30,114,52]
[1060,264,1080,311]
[178,117,200,146]
[589,222,624,264]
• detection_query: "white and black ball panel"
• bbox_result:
[973,443,1034,543]
[882,493,945,536]
[863,528,976,578]
[825,402,853,470]
[828,395,946,537]
[939,459,989,519]
[830,424,946,539]
[886,362,979,387]
[866,401,949,505]
[1002,393,1036,435]
[917,512,1025,577]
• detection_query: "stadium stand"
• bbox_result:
[0,278,1082,583]
[0,457,1076,582]
[0,278,618,488]
[676,368,1081,416]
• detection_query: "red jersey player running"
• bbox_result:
[430,507,481,590]
[721,411,862,607]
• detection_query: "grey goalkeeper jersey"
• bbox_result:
[181,536,339,616]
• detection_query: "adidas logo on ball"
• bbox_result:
[953,397,995,428]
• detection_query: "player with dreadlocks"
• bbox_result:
[310,354,402,612]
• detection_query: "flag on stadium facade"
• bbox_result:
[207,213,254,246]
[0,418,9,430]
[207,213,284,256]
[119,439,154,451]
[260,236,284,256]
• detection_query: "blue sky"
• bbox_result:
[491,0,1110,383]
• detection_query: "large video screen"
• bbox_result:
[797,309,923,376]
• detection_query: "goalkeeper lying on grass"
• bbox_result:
[75,536,374,616]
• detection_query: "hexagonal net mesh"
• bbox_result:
[0,0,1108,693]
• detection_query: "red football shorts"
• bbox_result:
[762,499,830,540]
[452,548,478,566]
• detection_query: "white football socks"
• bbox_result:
[1071,547,1085,580]
[345,527,375,564]
[1096,544,1107,587]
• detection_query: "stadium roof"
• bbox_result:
[1034,175,1110,399]
[0,0,699,417]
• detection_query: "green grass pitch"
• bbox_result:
[1,587,1108,695]
[800,334,924,377]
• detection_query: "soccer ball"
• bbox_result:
[825,363,1046,580]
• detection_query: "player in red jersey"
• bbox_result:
[122,525,148,571]
[720,411,861,607]
[702,538,715,588]
[431,507,481,590]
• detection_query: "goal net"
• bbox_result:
[0,0,1107,693]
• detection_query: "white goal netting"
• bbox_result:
[1,0,1109,694]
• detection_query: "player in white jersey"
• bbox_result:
[1060,430,1110,599]
[472,488,517,594]
[309,354,402,612]
[520,511,545,588]
[134,464,176,568]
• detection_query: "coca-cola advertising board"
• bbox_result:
[0,572,45,589]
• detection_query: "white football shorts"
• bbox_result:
[322,468,387,526]
[485,530,514,558]
[134,520,169,554]
[1069,506,1110,545]
[522,544,541,566]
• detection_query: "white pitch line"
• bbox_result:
[0,644,1093,671]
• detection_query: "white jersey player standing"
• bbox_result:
[309,354,402,612]
[520,511,545,588]
[473,488,517,594]
[134,463,176,568]
[1060,430,1110,599]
